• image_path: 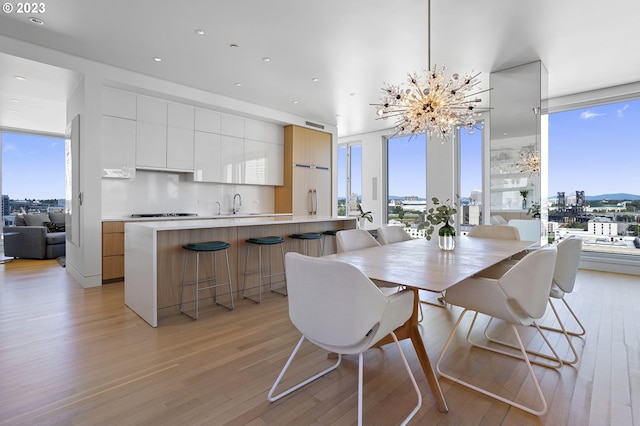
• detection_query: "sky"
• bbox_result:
[1,132,65,200]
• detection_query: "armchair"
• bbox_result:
[269,252,421,426]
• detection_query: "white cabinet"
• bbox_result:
[193,131,221,182]
[244,140,284,185]
[220,135,244,184]
[195,108,221,133]
[135,96,194,171]
[101,87,137,178]
[101,115,136,178]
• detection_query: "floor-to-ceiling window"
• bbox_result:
[336,142,362,216]
[457,124,484,233]
[549,99,640,256]
[386,133,427,237]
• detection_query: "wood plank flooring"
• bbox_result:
[0,259,638,425]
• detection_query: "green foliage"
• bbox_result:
[357,203,373,222]
[418,197,458,240]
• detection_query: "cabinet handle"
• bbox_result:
[308,189,313,215]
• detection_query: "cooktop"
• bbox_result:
[131,213,198,218]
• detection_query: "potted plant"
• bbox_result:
[528,201,541,218]
[419,197,458,250]
[519,189,529,210]
[356,203,373,229]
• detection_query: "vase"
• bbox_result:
[522,198,527,210]
[358,217,366,230]
[438,220,456,251]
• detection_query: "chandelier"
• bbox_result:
[517,149,541,175]
[373,0,490,139]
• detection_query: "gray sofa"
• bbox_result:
[3,212,66,259]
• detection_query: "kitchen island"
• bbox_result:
[125,216,355,326]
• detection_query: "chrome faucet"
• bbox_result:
[233,193,242,214]
[215,201,221,216]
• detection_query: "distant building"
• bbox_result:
[588,217,619,236]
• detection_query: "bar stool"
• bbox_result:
[289,232,323,256]
[242,236,287,303]
[179,241,234,320]
[322,229,338,255]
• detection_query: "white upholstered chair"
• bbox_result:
[269,253,421,426]
[483,236,584,365]
[467,224,521,240]
[436,245,561,416]
[336,229,380,253]
[508,219,542,242]
[376,225,412,245]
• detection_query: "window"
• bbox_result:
[386,134,426,237]
[336,142,362,216]
[1,131,65,230]
[548,99,640,256]
[457,124,484,231]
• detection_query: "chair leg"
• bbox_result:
[389,331,422,426]
[268,336,342,402]
[483,299,580,365]
[436,309,549,416]
[539,297,586,337]
[469,313,563,369]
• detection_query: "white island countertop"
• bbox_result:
[103,212,294,222]
[124,215,352,231]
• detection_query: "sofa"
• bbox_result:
[3,212,66,259]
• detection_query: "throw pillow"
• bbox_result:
[23,213,52,226]
[49,212,65,225]
[45,222,66,233]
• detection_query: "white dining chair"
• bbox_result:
[269,252,421,426]
[376,225,412,245]
[467,224,521,240]
[336,229,380,253]
[436,245,561,416]
[482,236,584,365]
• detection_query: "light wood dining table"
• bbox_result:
[323,236,536,413]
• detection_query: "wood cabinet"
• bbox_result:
[102,221,125,283]
[275,125,332,216]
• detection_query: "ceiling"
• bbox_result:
[0,0,639,137]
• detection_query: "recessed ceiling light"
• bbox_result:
[29,17,44,25]
[312,78,319,82]
[195,29,206,35]
[229,43,239,48]
[349,92,357,96]
[292,100,299,104]
[14,76,27,81]
[234,82,242,87]
[262,57,271,62]
[10,99,21,103]
[153,57,162,62]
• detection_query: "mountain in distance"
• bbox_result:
[583,193,640,201]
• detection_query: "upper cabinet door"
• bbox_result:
[167,126,194,170]
[195,108,221,134]
[220,114,245,138]
[220,135,244,184]
[194,131,221,182]
[136,121,167,168]
[102,87,136,119]
[101,115,136,178]
[168,102,194,129]
[137,96,167,125]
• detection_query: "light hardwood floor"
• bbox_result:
[0,259,638,425]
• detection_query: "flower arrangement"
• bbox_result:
[419,197,458,240]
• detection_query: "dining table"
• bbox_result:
[323,236,536,413]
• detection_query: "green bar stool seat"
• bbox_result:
[179,240,234,320]
[289,232,323,256]
[242,236,287,303]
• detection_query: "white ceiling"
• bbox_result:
[0,0,639,137]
